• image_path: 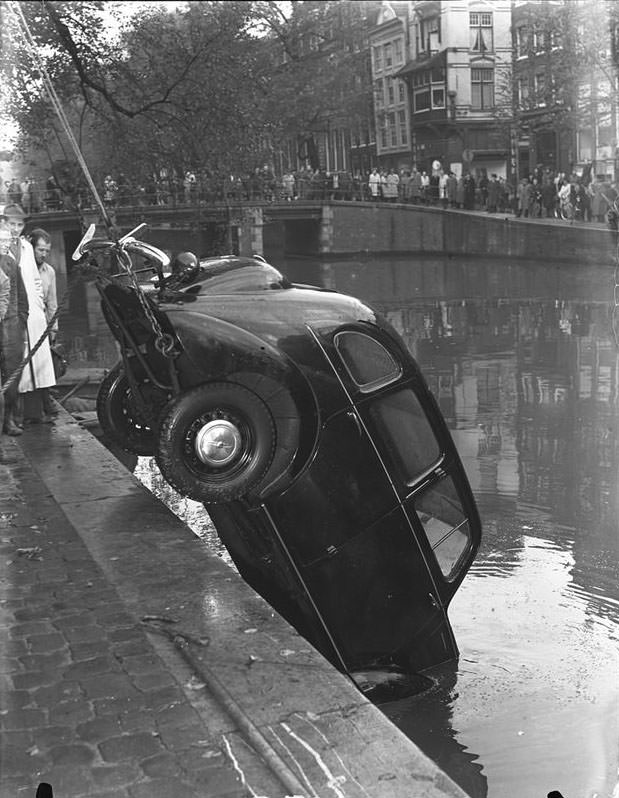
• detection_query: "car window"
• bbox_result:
[415,475,472,580]
[368,388,441,484]
[335,331,402,391]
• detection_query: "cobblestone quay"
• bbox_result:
[0,410,469,798]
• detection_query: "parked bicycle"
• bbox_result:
[559,196,575,222]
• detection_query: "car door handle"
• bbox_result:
[428,592,440,609]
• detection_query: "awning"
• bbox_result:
[395,50,446,78]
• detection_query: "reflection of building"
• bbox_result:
[516,307,619,527]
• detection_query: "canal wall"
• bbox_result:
[28,202,617,282]
[315,203,616,263]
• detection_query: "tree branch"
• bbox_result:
[42,0,207,119]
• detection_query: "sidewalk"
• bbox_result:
[0,410,471,798]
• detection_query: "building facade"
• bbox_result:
[370,2,414,170]
[512,0,619,181]
[370,0,513,180]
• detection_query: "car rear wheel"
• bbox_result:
[155,382,276,503]
[96,363,160,456]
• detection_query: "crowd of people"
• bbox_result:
[363,164,618,221]
[96,166,360,207]
[4,163,617,223]
[0,203,58,457]
[2,175,64,214]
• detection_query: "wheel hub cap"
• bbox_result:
[194,419,242,467]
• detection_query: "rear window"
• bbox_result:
[335,331,401,391]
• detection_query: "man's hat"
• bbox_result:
[1,203,27,220]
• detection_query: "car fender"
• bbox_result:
[167,308,294,383]
[165,308,320,494]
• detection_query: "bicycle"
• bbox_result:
[559,197,575,222]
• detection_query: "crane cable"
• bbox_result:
[8,0,113,231]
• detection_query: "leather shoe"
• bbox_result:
[3,421,23,436]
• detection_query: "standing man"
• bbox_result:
[368,168,381,200]
[30,228,58,418]
[0,221,13,444]
[2,204,55,425]
[0,208,30,435]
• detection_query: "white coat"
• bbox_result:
[17,237,56,392]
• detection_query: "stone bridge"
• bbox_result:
[28,200,616,282]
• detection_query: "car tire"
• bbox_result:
[96,363,158,456]
[156,382,276,503]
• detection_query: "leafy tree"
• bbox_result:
[2,2,277,193]
[90,2,275,183]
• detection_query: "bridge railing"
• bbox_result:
[4,184,372,216]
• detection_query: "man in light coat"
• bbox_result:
[2,204,56,425]
[368,168,381,200]
[30,228,59,417]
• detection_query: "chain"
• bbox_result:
[116,250,177,358]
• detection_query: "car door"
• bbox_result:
[264,406,456,673]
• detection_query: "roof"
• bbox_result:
[395,50,446,78]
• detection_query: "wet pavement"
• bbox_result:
[0,410,470,798]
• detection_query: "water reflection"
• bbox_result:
[60,255,619,798]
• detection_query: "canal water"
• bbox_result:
[59,252,619,798]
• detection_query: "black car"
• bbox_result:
[74,223,482,695]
